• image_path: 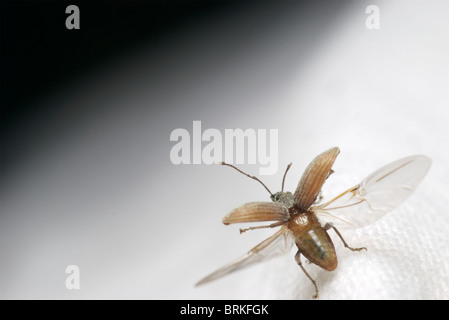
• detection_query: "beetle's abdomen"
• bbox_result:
[296,227,337,271]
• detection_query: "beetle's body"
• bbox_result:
[198,147,351,298]
[274,191,338,271]
[196,147,432,298]
[290,211,337,271]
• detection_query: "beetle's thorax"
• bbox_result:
[271,191,295,208]
[287,210,320,236]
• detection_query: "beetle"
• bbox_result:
[195,147,431,298]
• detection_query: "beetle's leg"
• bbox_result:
[239,221,286,234]
[295,251,319,299]
[327,225,367,252]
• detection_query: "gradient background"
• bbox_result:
[1,0,448,299]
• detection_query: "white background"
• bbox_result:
[1,0,448,299]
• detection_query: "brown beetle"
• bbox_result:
[196,147,431,298]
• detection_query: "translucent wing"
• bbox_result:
[196,226,294,286]
[313,155,431,229]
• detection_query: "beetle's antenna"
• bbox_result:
[281,163,292,192]
[217,161,273,196]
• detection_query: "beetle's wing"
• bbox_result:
[293,147,340,210]
[313,155,431,229]
[195,226,294,286]
[222,202,290,225]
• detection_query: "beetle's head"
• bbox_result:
[271,192,283,202]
